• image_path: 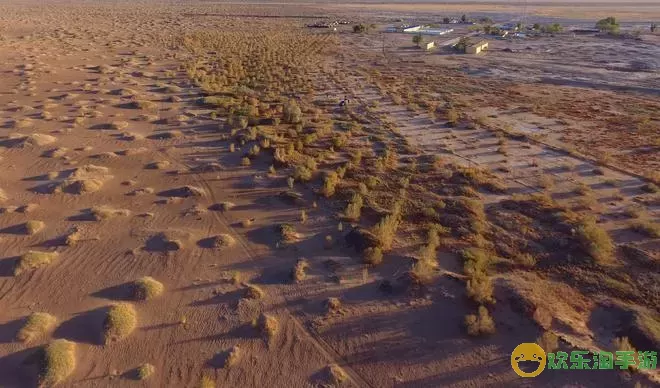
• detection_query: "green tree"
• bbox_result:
[596,17,620,33]
[412,33,423,47]
[443,17,450,24]
[461,14,467,23]
[651,23,657,33]
[455,37,471,53]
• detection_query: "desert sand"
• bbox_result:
[0,1,658,387]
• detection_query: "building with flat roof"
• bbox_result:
[466,40,488,54]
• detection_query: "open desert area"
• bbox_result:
[0,1,658,387]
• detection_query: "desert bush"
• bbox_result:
[245,284,265,299]
[255,313,278,342]
[641,183,659,193]
[241,157,251,166]
[466,272,494,304]
[133,277,164,300]
[537,331,559,353]
[461,247,490,276]
[327,364,348,385]
[362,247,383,265]
[372,214,400,251]
[23,220,45,235]
[630,221,660,238]
[17,312,57,342]
[321,172,340,197]
[91,206,131,220]
[225,345,241,368]
[326,297,341,312]
[103,303,137,344]
[514,253,536,268]
[293,165,313,182]
[291,258,309,282]
[464,306,496,336]
[136,363,155,380]
[38,339,76,386]
[199,376,215,388]
[14,251,59,275]
[283,100,302,124]
[574,217,614,264]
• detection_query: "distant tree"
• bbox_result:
[651,23,658,33]
[516,22,523,30]
[369,24,377,30]
[479,17,493,25]
[533,23,541,30]
[461,14,467,23]
[412,33,423,47]
[483,25,493,34]
[596,17,620,33]
[541,23,563,33]
[455,36,471,53]
[353,24,367,33]
[443,17,450,24]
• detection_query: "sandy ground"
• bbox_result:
[0,2,658,388]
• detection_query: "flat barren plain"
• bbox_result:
[0,1,658,387]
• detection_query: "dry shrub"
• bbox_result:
[630,221,660,238]
[37,339,76,386]
[136,363,155,380]
[641,183,659,193]
[145,160,171,170]
[464,306,496,336]
[24,220,45,235]
[90,206,131,220]
[14,251,59,275]
[244,284,264,299]
[133,277,164,300]
[199,376,215,388]
[344,193,363,221]
[574,217,614,264]
[321,171,340,197]
[103,303,137,344]
[224,345,241,368]
[255,313,278,342]
[291,258,309,282]
[362,247,383,265]
[372,214,400,251]
[410,258,437,285]
[278,223,298,243]
[326,297,341,312]
[537,331,559,353]
[17,312,57,342]
[327,364,348,385]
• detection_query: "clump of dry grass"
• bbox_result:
[344,193,363,221]
[537,331,559,353]
[255,313,278,342]
[630,220,660,238]
[362,247,383,266]
[372,213,400,251]
[37,339,76,386]
[326,297,341,313]
[14,251,59,275]
[199,376,215,388]
[327,364,348,385]
[64,227,82,246]
[90,206,131,220]
[103,303,137,344]
[209,201,235,212]
[145,160,171,170]
[574,217,614,264]
[224,345,241,368]
[277,223,298,243]
[205,234,236,249]
[17,312,57,342]
[132,277,164,301]
[291,258,309,283]
[464,306,496,336]
[23,220,45,235]
[110,121,129,130]
[244,284,264,299]
[129,100,157,111]
[136,363,155,380]
[641,183,659,194]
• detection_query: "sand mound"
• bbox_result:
[144,229,194,252]
[118,147,148,156]
[90,206,131,220]
[91,151,119,159]
[1,133,57,148]
[145,160,171,170]
[147,130,183,140]
[119,132,145,141]
[42,147,68,158]
[191,162,224,173]
[198,234,236,249]
[157,185,205,198]
[33,165,113,194]
[14,251,59,275]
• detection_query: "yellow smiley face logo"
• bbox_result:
[511,343,546,377]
